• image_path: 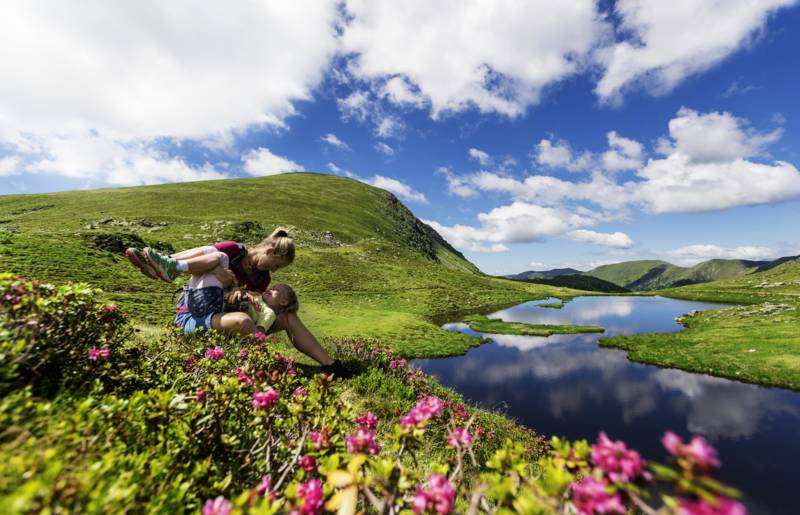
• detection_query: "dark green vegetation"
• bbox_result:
[0,173,578,358]
[464,315,603,337]
[601,259,800,390]
[505,267,581,280]
[523,274,630,293]
[584,256,797,291]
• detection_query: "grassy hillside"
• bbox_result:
[600,259,800,390]
[0,173,577,358]
[523,274,630,293]
[584,256,795,291]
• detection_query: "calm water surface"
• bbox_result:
[415,296,800,515]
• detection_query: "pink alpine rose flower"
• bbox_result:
[87,347,100,362]
[591,432,650,482]
[252,388,280,410]
[572,476,625,515]
[447,427,473,448]
[412,474,456,514]
[308,429,330,450]
[293,478,324,514]
[662,431,721,470]
[298,455,317,473]
[205,346,225,360]
[356,411,378,431]
[195,388,206,402]
[678,496,747,515]
[293,388,308,397]
[346,427,380,456]
[202,496,232,515]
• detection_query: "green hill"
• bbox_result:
[584,256,796,291]
[519,274,630,293]
[0,172,576,357]
[505,268,581,280]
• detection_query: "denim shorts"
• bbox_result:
[175,286,224,335]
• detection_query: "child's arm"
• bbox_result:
[210,265,236,289]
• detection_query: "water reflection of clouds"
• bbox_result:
[427,332,800,440]
[492,298,635,326]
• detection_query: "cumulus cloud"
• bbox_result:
[0,1,338,186]
[340,0,607,117]
[468,148,492,167]
[596,0,797,102]
[657,108,782,163]
[320,133,350,150]
[242,148,303,176]
[436,167,479,199]
[366,175,428,204]
[380,76,426,107]
[663,244,777,266]
[566,229,634,248]
[535,138,593,172]
[601,131,643,172]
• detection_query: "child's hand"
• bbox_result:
[245,292,262,311]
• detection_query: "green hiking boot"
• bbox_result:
[125,247,160,281]
[143,247,180,282]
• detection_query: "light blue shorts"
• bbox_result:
[175,310,215,335]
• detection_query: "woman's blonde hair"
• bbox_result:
[257,227,295,264]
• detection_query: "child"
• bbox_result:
[249,283,299,333]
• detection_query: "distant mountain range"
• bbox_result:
[506,255,800,292]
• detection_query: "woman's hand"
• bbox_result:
[226,288,245,304]
[227,289,262,311]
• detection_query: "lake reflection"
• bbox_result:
[417,296,800,515]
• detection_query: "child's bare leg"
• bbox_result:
[211,312,255,336]
[170,246,215,260]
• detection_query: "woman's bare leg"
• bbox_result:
[170,246,212,260]
[270,312,334,365]
[211,312,256,336]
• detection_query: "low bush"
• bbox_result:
[0,276,746,514]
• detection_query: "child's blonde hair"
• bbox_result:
[256,227,295,264]
[273,283,299,313]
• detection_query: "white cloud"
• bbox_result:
[566,229,634,248]
[722,79,758,98]
[423,220,509,253]
[0,2,338,185]
[601,131,643,172]
[106,155,225,186]
[242,148,303,176]
[535,138,593,172]
[321,133,350,150]
[596,0,797,102]
[374,142,395,157]
[0,156,20,176]
[375,115,404,139]
[327,162,342,173]
[663,244,777,266]
[468,148,492,167]
[366,175,427,204]
[657,108,782,163]
[436,167,479,199]
[337,90,372,122]
[380,76,426,107]
[341,0,607,117]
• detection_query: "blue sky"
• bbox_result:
[1,1,800,274]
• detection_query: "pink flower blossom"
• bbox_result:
[678,496,747,515]
[196,388,206,402]
[309,429,330,450]
[239,348,249,357]
[254,331,266,342]
[591,432,650,483]
[287,369,297,376]
[293,478,324,515]
[389,360,398,369]
[205,346,225,360]
[103,303,119,312]
[572,476,625,515]
[252,388,280,410]
[253,475,276,501]
[398,358,408,368]
[412,474,456,514]
[271,370,281,382]
[447,427,473,448]
[298,455,317,473]
[202,496,232,515]
[98,346,111,359]
[662,432,721,470]
[186,355,197,370]
[88,347,100,362]
[346,427,380,456]
[401,396,444,431]
[356,411,378,431]
[236,367,253,385]
[293,388,308,397]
